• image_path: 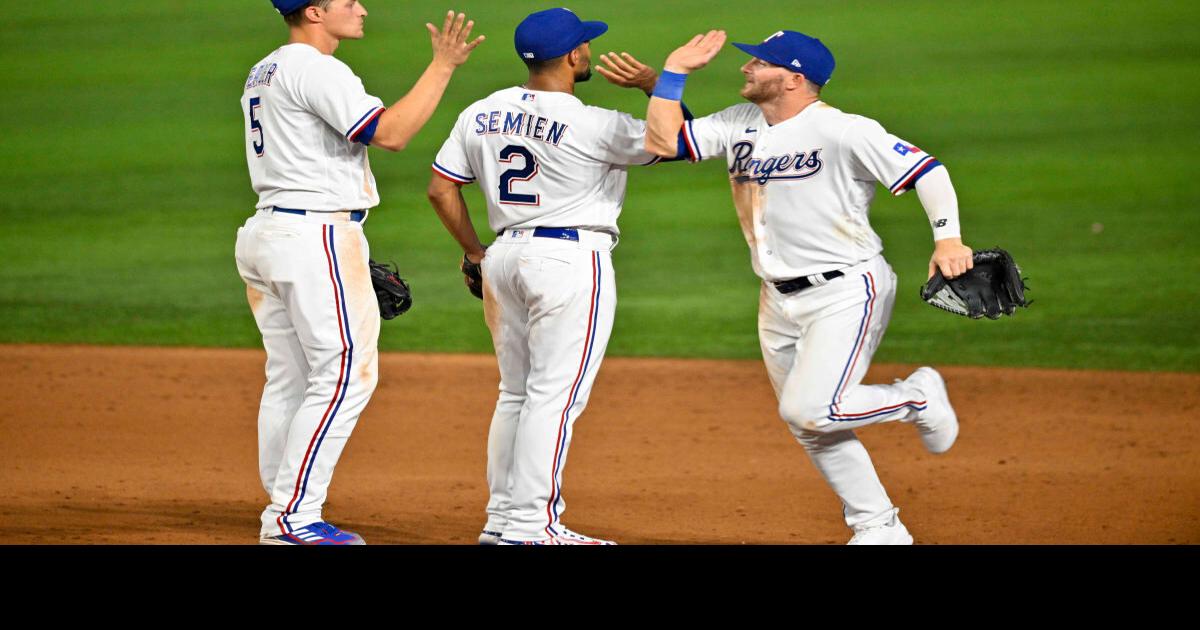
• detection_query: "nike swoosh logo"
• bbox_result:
[745,128,757,133]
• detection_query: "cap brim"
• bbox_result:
[732,42,787,67]
[581,21,608,42]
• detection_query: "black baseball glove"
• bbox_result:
[920,248,1030,319]
[369,259,412,320]
[461,253,483,300]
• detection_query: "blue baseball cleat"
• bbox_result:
[260,522,366,546]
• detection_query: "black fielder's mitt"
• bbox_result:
[920,248,1031,319]
[369,259,413,320]
[461,253,483,300]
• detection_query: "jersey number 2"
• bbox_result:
[498,145,539,205]
[249,97,265,157]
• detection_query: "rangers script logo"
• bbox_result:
[729,141,824,184]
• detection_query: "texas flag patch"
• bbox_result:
[893,142,922,156]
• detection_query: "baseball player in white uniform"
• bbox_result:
[427,8,666,545]
[643,30,973,544]
[237,0,483,545]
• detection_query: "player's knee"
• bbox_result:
[777,397,834,433]
[359,357,380,396]
[360,369,379,396]
[794,428,831,451]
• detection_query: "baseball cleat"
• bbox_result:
[847,511,914,545]
[497,528,617,545]
[907,366,959,454]
[554,527,616,545]
[478,529,503,546]
[259,521,366,546]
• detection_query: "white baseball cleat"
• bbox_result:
[554,527,616,545]
[497,527,617,545]
[907,366,959,454]
[478,529,503,546]
[847,511,914,545]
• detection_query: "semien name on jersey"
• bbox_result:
[473,110,569,146]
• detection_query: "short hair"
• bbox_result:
[283,0,334,27]
[522,54,566,74]
[803,77,823,95]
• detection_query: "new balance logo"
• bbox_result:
[934,219,948,228]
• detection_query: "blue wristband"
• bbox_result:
[652,71,688,101]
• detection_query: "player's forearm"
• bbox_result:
[646,97,685,156]
[427,179,485,257]
[372,61,458,151]
[915,166,962,241]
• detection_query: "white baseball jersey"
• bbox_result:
[432,86,659,235]
[242,43,385,211]
[683,101,942,281]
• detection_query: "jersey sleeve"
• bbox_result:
[596,110,660,167]
[431,112,476,185]
[681,105,741,162]
[843,118,942,196]
[296,56,386,146]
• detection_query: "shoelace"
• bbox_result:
[849,520,896,542]
[305,522,342,538]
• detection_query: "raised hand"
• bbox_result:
[664,30,726,74]
[597,52,658,95]
[427,10,485,68]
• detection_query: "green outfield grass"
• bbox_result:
[1,1,1197,371]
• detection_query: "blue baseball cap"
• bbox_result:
[271,0,309,16]
[732,30,836,86]
[514,8,608,62]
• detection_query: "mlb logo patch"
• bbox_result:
[522,93,536,101]
[893,142,921,156]
[511,229,525,238]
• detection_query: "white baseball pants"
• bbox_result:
[480,229,617,541]
[235,209,379,538]
[759,255,927,530]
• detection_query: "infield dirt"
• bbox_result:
[1,344,1196,544]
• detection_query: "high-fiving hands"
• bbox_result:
[664,30,727,74]
[597,52,659,95]
[427,10,486,68]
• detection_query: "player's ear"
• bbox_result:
[785,72,804,92]
[304,4,323,24]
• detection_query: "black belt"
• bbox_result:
[274,206,365,222]
[773,270,844,294]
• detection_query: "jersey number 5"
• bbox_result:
[249,97,265,157]
[498,145,539,205]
